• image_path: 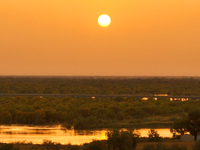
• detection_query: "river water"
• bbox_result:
[0,125,173,145]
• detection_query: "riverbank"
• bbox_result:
[93,121,173,129]
[0,140,195,150]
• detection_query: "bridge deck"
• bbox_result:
[0,94,200,99]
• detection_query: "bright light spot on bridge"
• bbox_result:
[142,97,148,101]
[154,94,168,96]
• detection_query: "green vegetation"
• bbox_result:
[0,96,200,129]
[1,76,200,95]
[1,76,200,149]
[0,76,200,129]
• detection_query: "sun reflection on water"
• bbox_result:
[0,125,172,145]
[98,132,107,141]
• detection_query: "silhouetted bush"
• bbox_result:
[42,140,61,150]
[83,140,107,150]
[107,129,138,150]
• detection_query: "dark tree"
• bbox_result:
[147,129,161,142]
[170,118,188,136]
[187,109,200,141]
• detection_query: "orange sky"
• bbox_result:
[0,0,200,76]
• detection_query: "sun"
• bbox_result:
[98,14,111,27]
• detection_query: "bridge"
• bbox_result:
[0,94,200,100]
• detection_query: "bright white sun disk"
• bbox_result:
[98,14,111,27]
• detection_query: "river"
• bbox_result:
[0,125,173,145]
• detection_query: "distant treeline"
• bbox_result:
[1,76,200,129]
[1,76,200,95]
[0,96,199,129]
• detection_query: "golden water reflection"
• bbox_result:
[0,125,172,145]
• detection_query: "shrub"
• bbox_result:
[82,140,107,150]
[42,140,61,150]
[107,129,138,150]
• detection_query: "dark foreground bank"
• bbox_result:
[0,139,199,150]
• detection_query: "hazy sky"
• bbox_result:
[1,0,200,76]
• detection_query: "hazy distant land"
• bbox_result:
[1,76,200,95]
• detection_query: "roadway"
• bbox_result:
[0,94,200,99]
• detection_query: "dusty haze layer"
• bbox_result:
[0,0,200,76]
